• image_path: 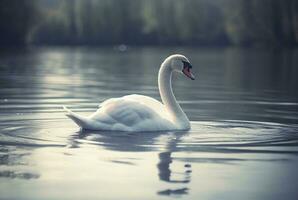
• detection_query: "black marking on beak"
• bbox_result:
[182,61,192,69]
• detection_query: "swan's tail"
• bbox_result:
[63,106,93,129]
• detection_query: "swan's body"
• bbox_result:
[64,54,195,132]
[64,94,176,131]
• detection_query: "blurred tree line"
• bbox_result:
[0,0,298,46]
[0,0,38,45]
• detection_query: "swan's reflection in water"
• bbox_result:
[158,152,190,184]
[157,133,191,196]
[73,130,191,197]
[157,152,190,196]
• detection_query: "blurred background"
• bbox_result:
[0,0,298,47]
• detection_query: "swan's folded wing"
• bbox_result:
[91,94,173,129]
[97,94,169,119]
[123,94,170,119]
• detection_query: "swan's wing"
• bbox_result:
[98,94,169,118]
[90,94,174,131]
[124,94,174,120]
[124,94,165,110]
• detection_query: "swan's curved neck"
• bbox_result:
[158,60,189,128]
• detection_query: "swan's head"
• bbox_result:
[167,54,195,80]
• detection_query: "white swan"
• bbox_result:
[64,54,195,132]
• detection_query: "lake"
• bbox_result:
[0,46,297,200]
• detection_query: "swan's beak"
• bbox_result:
[182,67,195,80]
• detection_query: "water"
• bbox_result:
[0,47,298,200]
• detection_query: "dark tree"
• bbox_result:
[0,0,38,46]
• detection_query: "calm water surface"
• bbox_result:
[0,47,298,200]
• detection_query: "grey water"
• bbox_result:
[0,46,298,200]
